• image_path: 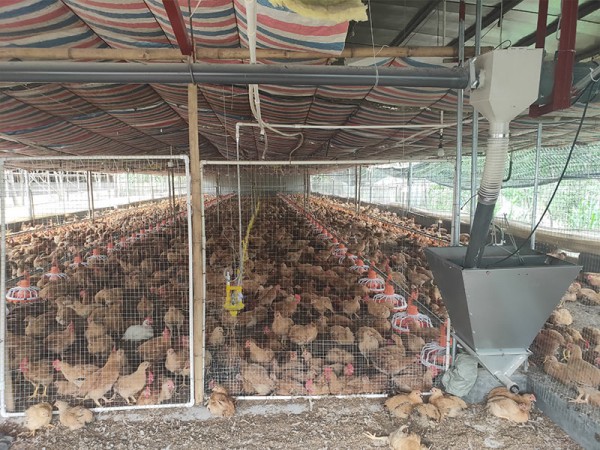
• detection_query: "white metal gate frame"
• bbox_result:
[0,155,194,417]
[199,160,415,401]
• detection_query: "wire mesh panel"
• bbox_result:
[202,163,450,399]
[346,144,600,428]
[1,156,193,415]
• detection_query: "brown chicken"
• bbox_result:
[87,334,115,361]
[412,402,442,424]
[54,401,94,430]
[272,294,301,318]
[570,385,600,406]
[365,425,427,450]
[78,348,126,407]
[310,295,334,315]
[428,387,468,419]
[239,362,276,395]
[19,357,53,398]
[531,328,565,361]
[358,326,385,359]
[257,284,280,306]
[367,301,391,319]
[329,325,355,345]
[164,307,185,335]
[341,295,361,318]
[137,377,176,405]
[137,327,171,362]
[289,323,318,347]
[208,326,225,348]
[52,359,99,387]
[54,380,80,396]
[114,361,151,404]
[487,387,536,410]
[565,343,600,387]
[245,339,275,364]
[85,316,107,340]
[487,396,531,423]
[207,383,236,417]
[165,348,190,378]
[24,402,53,436]
[385,390,423,419]
[371,346,416,376]
[24,312,54,338]
[46,321,76,356]
[325,347,355,365]
[271,311,294,341]
[543,355,570,384]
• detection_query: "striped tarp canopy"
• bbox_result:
[0,0,599,165]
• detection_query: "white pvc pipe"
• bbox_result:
[184,156,195,402]
[236,394,387,401]
[236,121,462,133]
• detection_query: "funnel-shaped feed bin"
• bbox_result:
[425,246,581,391]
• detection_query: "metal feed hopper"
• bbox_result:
[425,246,581,392]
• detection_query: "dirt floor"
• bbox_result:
[0,397,582,450]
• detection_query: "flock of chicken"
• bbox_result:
[5,198,195,412]
[6,182,599,443]
[307,195,600,409]
[202,193,458,402]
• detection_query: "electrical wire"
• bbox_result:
[486,78,599,268]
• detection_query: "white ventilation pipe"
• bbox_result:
[464,49,543,268]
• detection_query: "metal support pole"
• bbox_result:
[407,163,413,212]
[368,167,373,204]
[24,170,34,224]
[531,123,542,250]
[354,166,359,212]
[216,171,221,224]
[0,160,15,414]
[451,1,466,246]
[86,170,95,221]
[150,174,155,200]
[470,0,482,226]
[357,166,362,212]
[347,168,351,203]
[126,172,131,205]
[188,84,205,405]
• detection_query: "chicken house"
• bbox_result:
[0,1,599,449]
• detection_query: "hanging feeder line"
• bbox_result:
[282,194,448,372]
[312,194,450,247]
[302,195,444,324]
[224,198,260,317]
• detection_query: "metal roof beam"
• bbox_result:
[389,0,443,46]
[448,0,524,47]
[576,43,600,61]
[514,0,600,47]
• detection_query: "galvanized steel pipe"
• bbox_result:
[0,62,470,88]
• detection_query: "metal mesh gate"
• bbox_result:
[201,162,449,399]
[0,156,193,415]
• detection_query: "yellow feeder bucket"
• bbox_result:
[224,284,244,316]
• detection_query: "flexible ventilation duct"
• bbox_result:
[464,49,543,268]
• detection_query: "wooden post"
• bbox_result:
[188,83,205,404]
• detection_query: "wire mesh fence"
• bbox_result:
[308,148,600,425]
[202,163,450,399]
[1,156,193,416]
